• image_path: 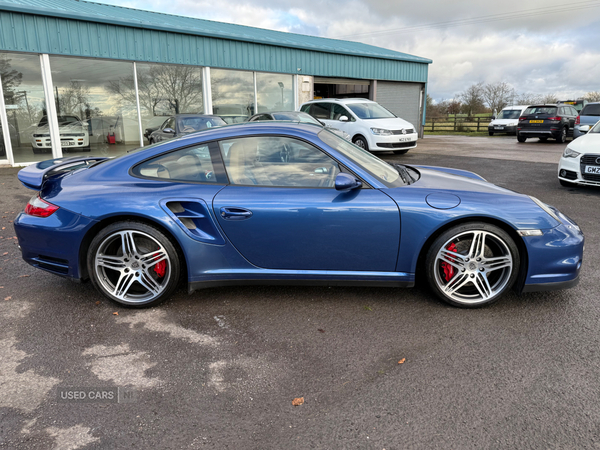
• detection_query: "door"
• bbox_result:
[212,135,400,271]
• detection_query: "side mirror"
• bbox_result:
[339,115,349,122]
[491,115,496,120]
[335,173,362,191]
[163,127,175,134]
[579,125,591,134]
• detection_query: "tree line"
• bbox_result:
[427,81,600,118]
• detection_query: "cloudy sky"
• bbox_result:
[101,0,600,102]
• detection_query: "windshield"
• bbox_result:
[524,106,557,115]
[145,116,169,128]
[177,116,226,132]
[497,109,521,120]
[590,121,600,133]
[318,129,406,187]
[272,112,320,124]
[581,104,600,116]
[346,103,396,120]
[38,116,80,127]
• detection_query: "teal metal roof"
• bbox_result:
[0,0,431,64]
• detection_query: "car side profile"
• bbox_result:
[148,114,226,143]
[15,123,583,309]
[517,104,578,143]
[300,98,418,154]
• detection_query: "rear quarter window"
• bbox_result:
[581,104,600,116]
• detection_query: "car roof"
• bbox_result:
[302,98,374,105]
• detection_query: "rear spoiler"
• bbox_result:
[18,156,109,190]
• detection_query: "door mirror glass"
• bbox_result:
[335,173,362,191]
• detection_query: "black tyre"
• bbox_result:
[556,127,567,143]
[425,222,520,308]
[559,179,576,187]
[87,221,181,307]
[393,149,409,155]
[352,136,369,151]
[489,131,494,136]
[517,134,526,143]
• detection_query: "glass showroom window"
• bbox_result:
[256,73,294,113]
[211,69,255,123]
[135,63,203,145]
[48,56,141,157]
[0,52,47,164]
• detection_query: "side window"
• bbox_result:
[332,104,354,121]
[571,107,578,116]
[163,117,175,130]
[300,104,311,113]
[219,136,341,188]
[132,144,220,183]
[309,103,331,120]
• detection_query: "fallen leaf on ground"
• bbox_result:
[317,329,325,333]
[1,227,5,230]
[113,311,119,315]
[4,296,11,301]
[2,252,7,256]
[398,358,406,364]
[18,275,30,278]
[292,397,304,406]
[95,301,101,305]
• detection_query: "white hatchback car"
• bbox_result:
[300,98,418,154]
[558,120,600,187]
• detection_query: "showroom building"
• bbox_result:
[0,0,431,166]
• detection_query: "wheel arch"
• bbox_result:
[414,215,529,293]
[78,214,188,283]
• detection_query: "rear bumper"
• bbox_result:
[517,129,561,139]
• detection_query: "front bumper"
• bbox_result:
[488,125,517,134]
[370,132,418,152]
[32,135,90,150]
[522,211,584,291]
[558,155,600,186]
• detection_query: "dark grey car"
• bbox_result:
[517,104,578,143]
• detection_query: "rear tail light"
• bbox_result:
[24,195,59,218]
[575,115,580,125]
[519,116,526,121]
[547,116,562,121]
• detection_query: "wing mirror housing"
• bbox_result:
[163,128,175,134]
[339,115,349,122]
[335,173,362,191]
[579,125,591,134]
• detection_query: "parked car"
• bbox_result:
[573,102,600,139]
[558,119,600,187]
[148,114,226,143]
[517,104,578,143]
[143,116,169,142]
[248,110,351,140]
[488,105,528,136]
[15,122,583,309]
[558,99,587,113]
[31,115,90,154]
[300,98,418,154]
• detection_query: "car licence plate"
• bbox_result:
[530,120,544,123]
[585,166,600,174]
[494,126,504,130]
[398,137,410,142]
[61,141,75,146]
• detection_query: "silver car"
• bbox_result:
[573,102,600,139]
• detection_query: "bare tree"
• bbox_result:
[514,92,542,105]
[56,81,95,118]
[540,93,558,104]
[482,82,515,114]
[458,82,486,116]
[0,54,22,95]
[584,91,600,102]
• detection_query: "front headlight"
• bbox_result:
[563,147,580,158]
[370,128,393,136]
[530,196,563,224]
[507,122,517,126]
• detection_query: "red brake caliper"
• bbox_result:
[152,252,167,278]
[441,242,457,282]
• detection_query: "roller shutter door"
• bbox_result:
[376,82,423,133]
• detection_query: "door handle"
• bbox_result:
[220,207,253,220]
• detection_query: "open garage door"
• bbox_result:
[313,78,370,100]
[376,82,424,135]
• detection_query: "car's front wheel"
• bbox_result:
[87,221,181,307]
[425,222,520,308]
[517,133,526,143]
[352,136,369,151]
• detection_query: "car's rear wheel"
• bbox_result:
[87,221,180,308]
[393,149,409,155]
[517,133,526,143]
[425,222,520,308]
[352,136,368,151]
[556,127,567,143]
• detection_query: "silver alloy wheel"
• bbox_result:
[433,230,513,305]
[94,230,171,304]
[355,138,366,149]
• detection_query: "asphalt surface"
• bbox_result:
[1,134,599,449]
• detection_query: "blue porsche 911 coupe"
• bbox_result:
[14,122,583,308]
